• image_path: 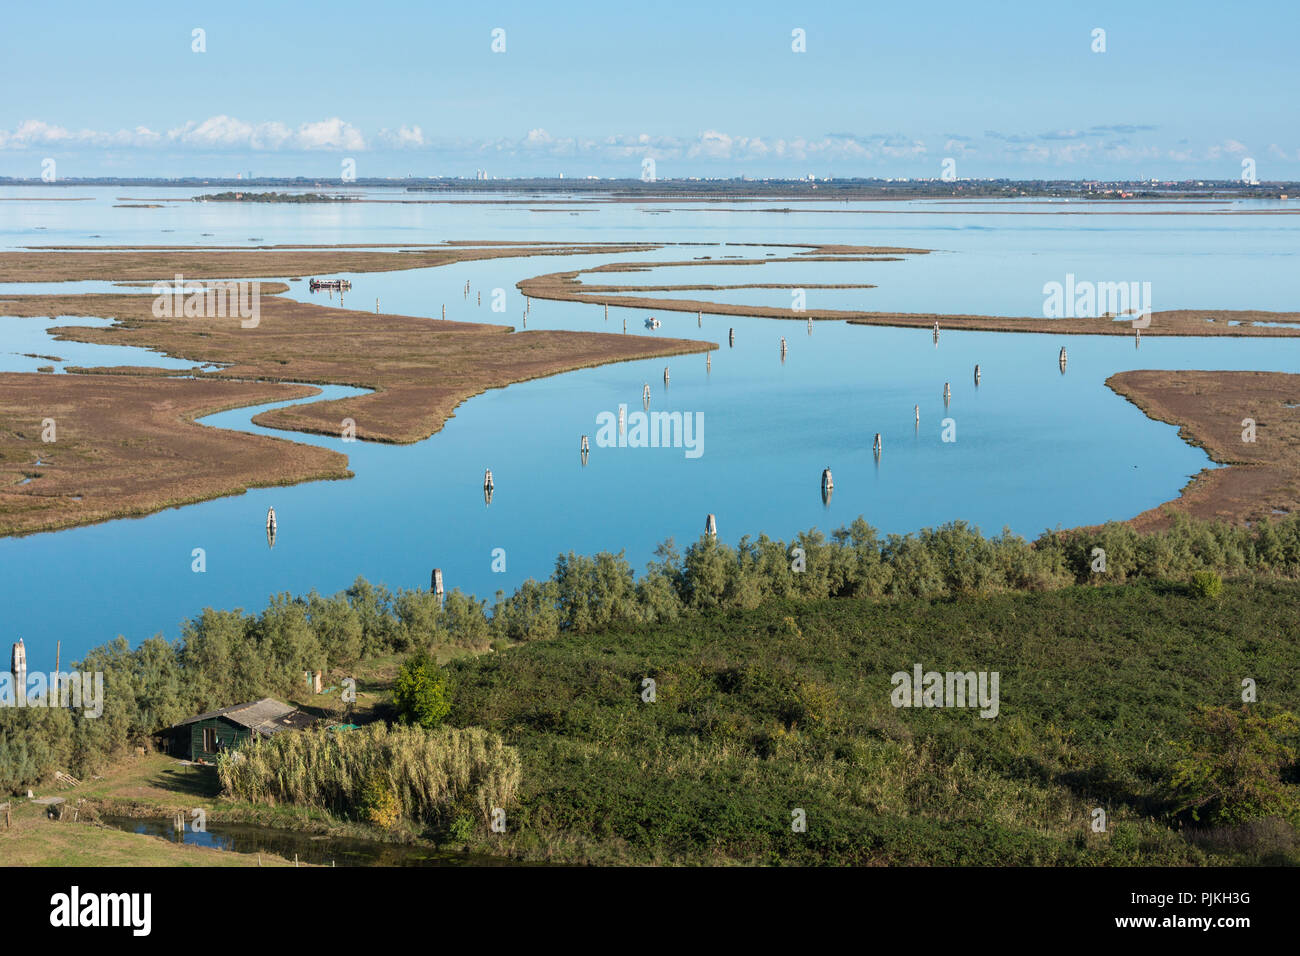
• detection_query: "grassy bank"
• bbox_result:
[0,795,304,867]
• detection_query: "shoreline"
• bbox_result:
[510,250,1300,337]
[1108,370,1300,528]
[0,267,713,535]
[0,375,351,537]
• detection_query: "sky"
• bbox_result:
[1,0,1296,181]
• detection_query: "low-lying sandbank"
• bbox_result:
[0,293,713,445]
[0,375,349,537]
[1108,370,1300,527]
[0,241,664,283]
[519,256,1300,335]
[0,282,712,535]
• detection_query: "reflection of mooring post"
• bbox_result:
[266,507,277,549]
[1059,346,1068,371]
[580,435,590,453]
[1135,328,1141,347]
[663,366,670,386]
[477,292,481,306]
[974,364,981,386]
[431,568,444,606]
[705,513,717,537]
[618,405,626,434]
[933,320,940,343]
[642,383,651,408]
[728,328,735,347]
[807,317,813,336]
[943,382,951,405]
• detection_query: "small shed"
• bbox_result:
[164,698,317,762]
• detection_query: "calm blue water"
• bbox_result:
[2,187,1298,660]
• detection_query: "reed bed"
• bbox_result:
[217,723,520,825]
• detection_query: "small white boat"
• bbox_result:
[644,316,661,330]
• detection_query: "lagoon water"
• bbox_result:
[2,187,1298,660]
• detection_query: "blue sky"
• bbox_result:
[2,0,1296,180]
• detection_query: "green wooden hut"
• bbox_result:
[165,698,316,762]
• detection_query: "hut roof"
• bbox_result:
[173,698,314,736]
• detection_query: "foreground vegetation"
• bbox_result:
[446,579,1300,864]
[4,513,1300,864]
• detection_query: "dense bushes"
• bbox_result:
[7,512,1300,794]
[216,723,521,827]
[446,580,1300,865]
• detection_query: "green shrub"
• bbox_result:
[1190,570,1224,599]
[1171,706,1300,826]
[392,653,452,729]
[360,770,401,828]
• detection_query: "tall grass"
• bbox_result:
[217,723,521,826]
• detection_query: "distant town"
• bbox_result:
[4,176,1296,200]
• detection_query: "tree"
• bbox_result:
[391,653,451,729]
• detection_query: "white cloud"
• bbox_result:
[380,125,425,148]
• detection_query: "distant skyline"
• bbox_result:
[3,0,1296,181]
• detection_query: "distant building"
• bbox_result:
[162,698,317,762]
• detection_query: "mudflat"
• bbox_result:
[1108,370,1300,527]
[0,293,713,444]
[0,375,348,536]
